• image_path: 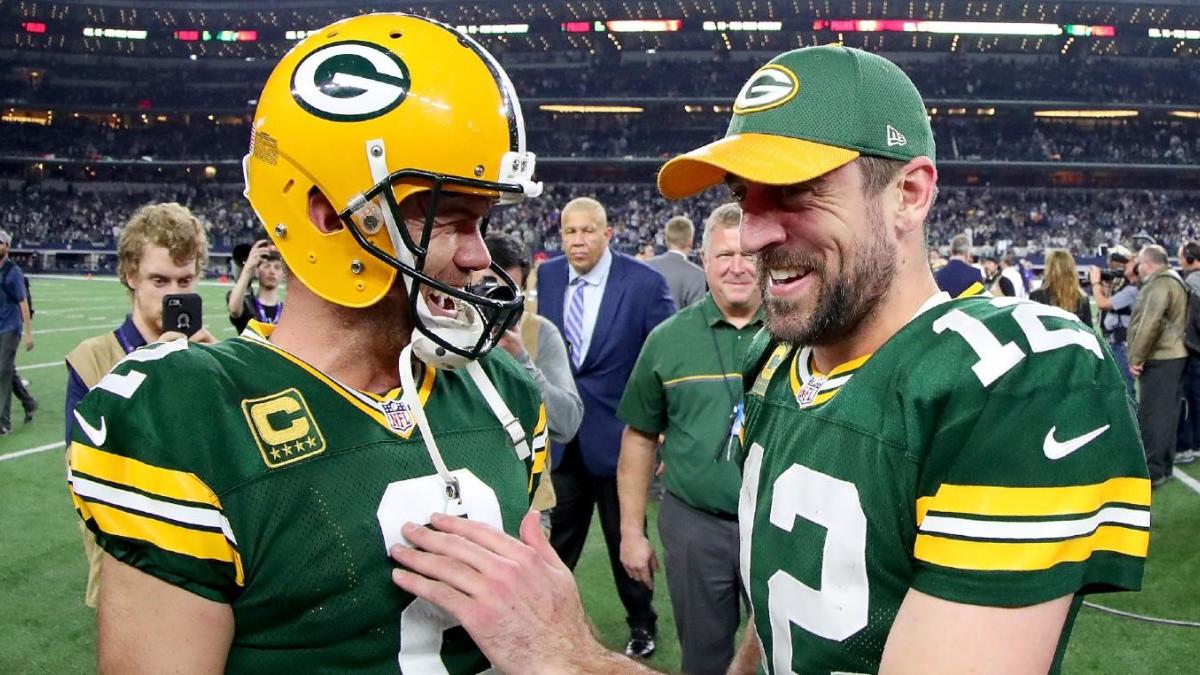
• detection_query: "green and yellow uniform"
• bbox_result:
[618,293,764,515]
[67,322,548,673]
[739,293,1149,674]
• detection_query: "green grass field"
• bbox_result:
[1,277,1197,673]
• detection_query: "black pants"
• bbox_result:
[549,440,656,633]
[1140,358,1186,481]
[1177,356,1200,452]
[0,331,18,429]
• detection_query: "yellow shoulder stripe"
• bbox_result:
[915,525,1148,572]
[70,442,221,508]
[916,477,1150,524]
[83,501,245,585]
[957,281,987,298]
[534,404,548,436]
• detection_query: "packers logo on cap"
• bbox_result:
[291,41,411,121]
[733,64,799,115]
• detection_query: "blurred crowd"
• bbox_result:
[3,116,1197,165]
[2,183,1197,264]
[8,54,1200,106]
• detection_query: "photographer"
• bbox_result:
[64,202,213,608]
[227,239,283,334]
[1090,245,1139,397]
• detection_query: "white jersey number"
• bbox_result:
[932,298,1101,387]
[377,470,502,674]
[742,443,870,674]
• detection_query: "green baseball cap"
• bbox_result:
[658,46,935,200]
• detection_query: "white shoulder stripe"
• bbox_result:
[919,505,1149,541]
[70,473,238,546]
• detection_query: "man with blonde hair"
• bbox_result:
[646,215,707,309]
[618,202,763,674]
[64,201,214,607]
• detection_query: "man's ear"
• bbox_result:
[893,157,938,236]
[307,189,344,234]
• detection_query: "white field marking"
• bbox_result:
[29,274,233,287]
[35,305,129,315]
[15,360,66,371]
[1174,466,1200,496]
[0,441,65,463]
[33,323,115,336]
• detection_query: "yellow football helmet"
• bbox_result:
[243,13,540,365]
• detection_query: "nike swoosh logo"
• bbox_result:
[1043,424,1110,460]
[73,410,107,447]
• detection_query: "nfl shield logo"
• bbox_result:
[382,400,415,434]
[796,376,825,408]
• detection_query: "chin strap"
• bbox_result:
[464,359,530,460]
[398,343,530,517]
[399,343,466,516]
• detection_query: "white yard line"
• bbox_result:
[16,360,65,371]
[33,324,114,336]
[1173,466,1200,496]
[0,441,65,463]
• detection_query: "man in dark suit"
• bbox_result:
[646,215,707,309]
[537,196,676,658]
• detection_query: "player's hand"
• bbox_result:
[22,330,33,352]
[1088,265,1102,286]
[619,533,658,590]
[391,511,610,673]
[497,328,528,360]
[158,327,218,345]
[1129,362,1144,378]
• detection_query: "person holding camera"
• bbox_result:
[64,202,214,608]
[1090,246,1139,398]
[227,239,284,334]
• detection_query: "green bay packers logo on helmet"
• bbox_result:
[733,64,799,115]
[291,40,411,121]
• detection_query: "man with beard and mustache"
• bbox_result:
[388,46,1149,675]
[65,14,549,672]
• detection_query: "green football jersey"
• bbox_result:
[67,324,548,674]
[739,293,1149,674]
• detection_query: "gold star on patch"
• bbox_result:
[271,447,283,460]
[306,436,317,449]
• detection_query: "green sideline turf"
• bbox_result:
[1,277,1197,673]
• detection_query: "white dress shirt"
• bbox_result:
[566,247,613,365]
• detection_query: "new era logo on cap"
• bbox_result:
[886,124,908,147]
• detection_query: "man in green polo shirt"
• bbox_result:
[616,202,763,675]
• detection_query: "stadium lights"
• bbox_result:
[539,104,644,113]
[811,20,1112,37]
[1170,111,1200,119]
[21,22,47,34]
[606,20,681,33]
[1149,28,1200,40]
[561,21,605,33]
[702,21,783,32]
[83,27,148,40]
[456,24,529,35]
[286,30,320,40]
[1034,110,1139,119]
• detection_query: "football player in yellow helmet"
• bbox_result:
[72,13,551,673]
[244,12,540,367]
